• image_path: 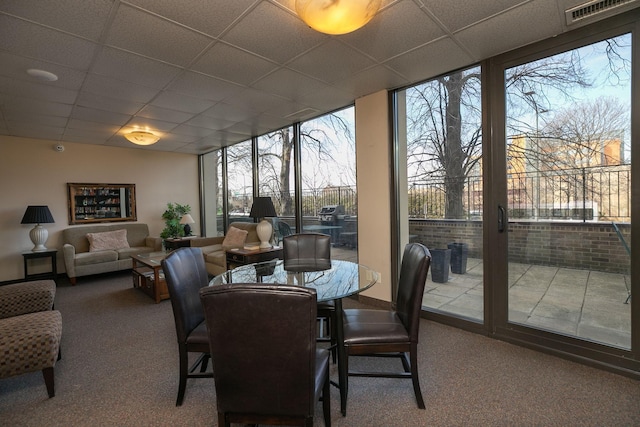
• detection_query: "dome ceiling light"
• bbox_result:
[124,131,159,146]
[295,0,382,35]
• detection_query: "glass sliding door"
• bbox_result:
[504,33,632,348]
[399,66,484,322]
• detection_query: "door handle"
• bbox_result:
[498,205,506,233]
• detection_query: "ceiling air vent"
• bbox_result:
[566,0,638,25]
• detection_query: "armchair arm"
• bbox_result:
[0,280,56,319]
[62,243,77,280]
[145,236,163,251]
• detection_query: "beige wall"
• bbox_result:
[356,90,392,302]
[0,136,200,282]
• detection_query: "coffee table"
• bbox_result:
[131,251,170,303]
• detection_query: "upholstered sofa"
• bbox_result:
[62,223,162,285]
[0,280,62,398]
[190,222,259,276]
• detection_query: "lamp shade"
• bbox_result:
[296,0,381,35]
[249,197,277,219]
[179,214,195,225]
[21,205,55,224]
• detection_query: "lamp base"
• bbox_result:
[256,219,273,249]
[183,224,192,236]
[29,224,49,252]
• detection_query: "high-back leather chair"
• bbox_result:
[161,247,213,406]
[342,243,431,411]
[200,284,331,427]
[283,233,336,360]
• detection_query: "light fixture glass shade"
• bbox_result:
[21,205,55,252]
[124,131,159,145]
[296,0,381,35]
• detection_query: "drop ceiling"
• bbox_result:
[0,0,636,154]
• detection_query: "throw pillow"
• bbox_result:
[87,229,130,252]
[222,226,248,250]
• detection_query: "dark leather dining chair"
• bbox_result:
[342,243,431,410]
[283,233,336,360]
[200,283,331,427]
[161,247,213,406]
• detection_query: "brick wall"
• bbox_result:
[409,220,630,274]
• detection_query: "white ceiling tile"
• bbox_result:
[0,15,97,70]
[287,39,377,84]
[422,0,530,32]
[83,74,159,104]
[126,0,259,38]
[91,47,183,89]
[222,1,326,64]
[0,0,114,41]
[70,106,131,126]
[252,68,329,102]
[137,105,195,124]
[150,91,215,114]
[167,71,245,102]
[340,1,446,62]
[385,37,475,83]
[455,0,564,59]
[105,4,213,67]
[192,42,280,85]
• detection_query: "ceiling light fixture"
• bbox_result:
[124,131,160,146]
[295,0,382,35]
[26,68,58,82]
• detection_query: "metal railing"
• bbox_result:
[408,164,631,222]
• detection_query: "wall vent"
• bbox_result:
[566,0,638,25]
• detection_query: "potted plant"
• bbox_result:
[161,202,191,240]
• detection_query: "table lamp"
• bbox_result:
[21,205,55,252]
[180,214,195,236]
[249,197,277,249]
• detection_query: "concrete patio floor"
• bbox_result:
[330,246,631,350]
[422,257,632,349]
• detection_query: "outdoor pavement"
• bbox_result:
[330,246,631,350]
[422,257,632,349]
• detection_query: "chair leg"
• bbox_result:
[322,367,332,427]
[410,345,425,409]
[42,367,55,398]
[199,354,210,372]
[176,347,188,406]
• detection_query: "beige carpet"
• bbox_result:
[1,271,639,426]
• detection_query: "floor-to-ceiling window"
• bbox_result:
[256,127,295,244]
[226,141,253,224]
[300,107,357,261]
[397,65,484,323]
[200,150,223,237]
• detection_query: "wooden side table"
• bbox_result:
[22,250,58,282]
[226,246,283,270]
[164,236,203,251]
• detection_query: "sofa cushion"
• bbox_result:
[222,226,248,250]
[75,250,118,266]
[87,229,130,252]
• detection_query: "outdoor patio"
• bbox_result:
[422,257,631,349]
[330,246,631,350]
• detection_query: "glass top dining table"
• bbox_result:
[209,258,379,416]
[209,258,379,303]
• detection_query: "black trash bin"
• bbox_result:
[447,242,468,274]
[430,248,451,283]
